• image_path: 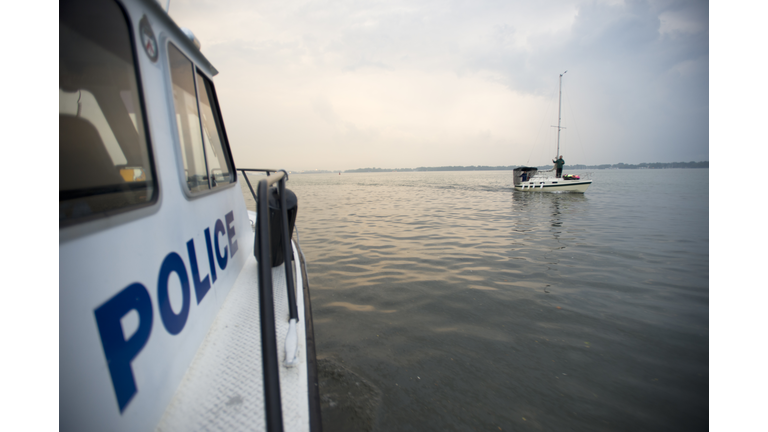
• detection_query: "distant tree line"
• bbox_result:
[566,161,709,169]
[343,167,417,173]
[412,165,519,171]
[290,169,336,174]
[339,161,708,173]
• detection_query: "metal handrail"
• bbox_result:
[237,168,298,432]
[239,168,282,203]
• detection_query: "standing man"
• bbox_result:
[553,155,565,178]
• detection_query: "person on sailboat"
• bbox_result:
[553,155,564,178]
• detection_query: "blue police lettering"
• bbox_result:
[93,282,153,413]
[204,227,217,283]
[157,251,191,335]
[226,210,238,257]
[187,238,211,304]
[94,210,237,413]
[214,218,228,270]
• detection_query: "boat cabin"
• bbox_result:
[512,167,539,186]
[60,0,320,430]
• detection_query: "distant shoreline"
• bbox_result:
[291,161,709,174]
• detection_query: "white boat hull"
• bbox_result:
[514,179,592,193]
[59,0,320,429]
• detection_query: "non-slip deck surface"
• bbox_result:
[157,242,309,431]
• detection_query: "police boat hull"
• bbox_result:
[59,0,321,430]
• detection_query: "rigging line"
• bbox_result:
[564,87,587,165]
[526,87,557,166]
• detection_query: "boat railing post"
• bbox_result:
[240,170,258,204]
[255,176,285,432]
[278,172,300,367]
[239,168,280,205]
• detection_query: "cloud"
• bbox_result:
[170,0,708,170]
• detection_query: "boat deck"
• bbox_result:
[157,241,310,432]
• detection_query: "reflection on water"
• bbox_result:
[327,302,397,313]
[243,169,708,431]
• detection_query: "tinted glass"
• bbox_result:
[59,0,155,225]
[169,44,208,193]
[196,72,234,188]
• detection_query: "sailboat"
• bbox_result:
[513,72,592,193]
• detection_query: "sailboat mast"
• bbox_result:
[556,71,566,158]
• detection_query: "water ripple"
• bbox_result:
[243,169,708,431]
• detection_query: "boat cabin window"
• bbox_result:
[168,44,234,194]
[59,0,156,226]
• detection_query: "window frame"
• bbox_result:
[165,41,237,199]
[59,0,159,231]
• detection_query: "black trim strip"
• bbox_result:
[298,242,323,432]
[60,180,151,201]
[544,182,591,187]
[517,181,592,188]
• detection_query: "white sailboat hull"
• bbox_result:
[514,178,592,193]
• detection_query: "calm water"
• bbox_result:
[245,169,709,431]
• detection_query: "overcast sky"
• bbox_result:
[168,0,708,171]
